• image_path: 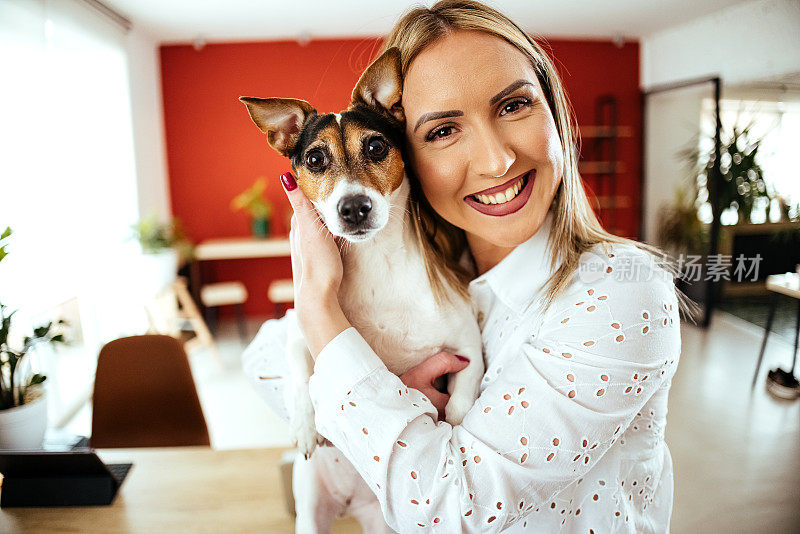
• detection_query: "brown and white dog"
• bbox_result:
[240,48,484,533]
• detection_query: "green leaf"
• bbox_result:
[0,227,10,265]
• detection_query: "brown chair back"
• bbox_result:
[91,334,210,448]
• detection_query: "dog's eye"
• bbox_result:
[305,149,327,171]
[365,136,389,160]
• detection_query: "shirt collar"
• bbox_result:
[468,212,558,315]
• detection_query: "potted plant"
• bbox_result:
[670,121,775,307]
[657,185,711,308]
[658,187,708,258]
[0,227,68,449]
[130,215,194,294]
[231,178,273,238]
[679,122,771,226]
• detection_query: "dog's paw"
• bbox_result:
[291,416,325,460]
[444,393,475,426]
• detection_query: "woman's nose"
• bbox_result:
[469,125,515,178]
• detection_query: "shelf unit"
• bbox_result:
[578,94,634,236]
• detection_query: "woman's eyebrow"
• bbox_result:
[413,110,464,133]
[412,79,535,133]
[489,79,534,105]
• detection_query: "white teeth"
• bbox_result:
[474,176,526,206]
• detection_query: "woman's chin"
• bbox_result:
[466,203,548,248]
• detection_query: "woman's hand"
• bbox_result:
[399,352,470,421]
[282,171,342,299]
[281,171,351,357]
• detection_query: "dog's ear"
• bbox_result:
[351,47,404,123]
[239,97,316,156]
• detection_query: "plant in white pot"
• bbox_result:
[0,227,68,449]
[130,215,194,295]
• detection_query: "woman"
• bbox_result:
[244,1,681,532]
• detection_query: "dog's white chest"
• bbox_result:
[338,240,467,376]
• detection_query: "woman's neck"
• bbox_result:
[465,232,516,276]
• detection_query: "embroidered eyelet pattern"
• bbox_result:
[304,244,681,532]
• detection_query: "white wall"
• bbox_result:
[125,26,171,222]
[639,0,800,244]
[641,0,800,89]
[642,85,710,244]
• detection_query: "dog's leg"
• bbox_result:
[287,316,325,459]
[350,500,395,534]
[444,325,485,426]
[348,473,395,533]
[293,450,341,534]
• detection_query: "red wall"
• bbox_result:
[545,39,642,239]
[160,37,641,317]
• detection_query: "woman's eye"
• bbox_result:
[305,149,327,171]
[365,136,389,160]
[499,97,531,116]
[425,125,455,142]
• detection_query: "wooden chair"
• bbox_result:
[267,279,294,318]
[90,334,211,448]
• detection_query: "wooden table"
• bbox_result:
[194,237,290,261]
[189,237,291,314]
[752,272,800,388]
[0,447,360,534]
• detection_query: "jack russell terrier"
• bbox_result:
[240,48,484,533]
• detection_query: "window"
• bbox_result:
[1,0,147,428]
[0,0,144,341]
[699,95,800,224]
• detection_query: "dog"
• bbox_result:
[240,48,484,533]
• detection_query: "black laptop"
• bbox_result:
[0,450,132,507]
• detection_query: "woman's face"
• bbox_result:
[403,30,564,255]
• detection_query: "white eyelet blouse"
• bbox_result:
[243,218,681,533]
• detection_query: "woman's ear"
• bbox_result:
[350,47,405,123]
[239,97,316,156]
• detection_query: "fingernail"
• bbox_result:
[280,171,297,191]
[455,355,469,362]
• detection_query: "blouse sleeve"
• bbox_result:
[307,257,681,533]
[241,310,294,422]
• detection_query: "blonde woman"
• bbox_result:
[244,1,681,532]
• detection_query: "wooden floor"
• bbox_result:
[62,311,800,533]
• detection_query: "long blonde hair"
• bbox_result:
[382,0,667,310]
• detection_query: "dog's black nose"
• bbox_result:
[338,195,372,225]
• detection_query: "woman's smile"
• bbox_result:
[463,169,535,216]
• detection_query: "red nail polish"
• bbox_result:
[456,355,469,362]
[280,171,297,191]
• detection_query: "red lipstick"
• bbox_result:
[463,170,535,217]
